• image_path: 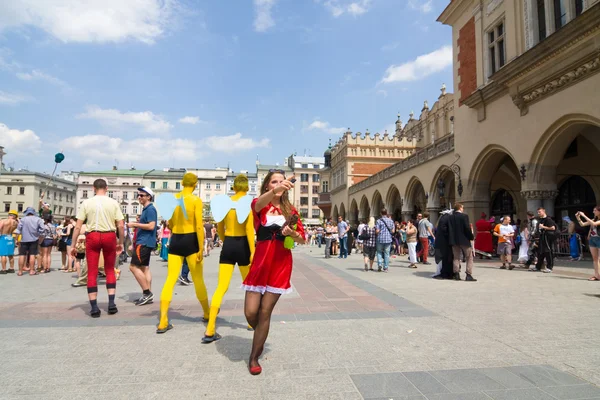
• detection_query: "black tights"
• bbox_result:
[244,291,281,368]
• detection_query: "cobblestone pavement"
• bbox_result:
[1,246,599,399]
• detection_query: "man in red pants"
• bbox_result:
[71,179,124,318]
[417,211,435,265]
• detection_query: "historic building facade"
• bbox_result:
[320,0,600,229]
[0,171,77,220]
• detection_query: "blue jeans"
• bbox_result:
[180,259,189,280]
[339,236,348,258]
[376,242,391,270]
[317,234,322,248]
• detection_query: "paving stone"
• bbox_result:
[350,372,422,398]
[484,387,563,400]
[429,368,506,393]
[540,384,600,399]
[403,371,451,394]
[506,365,586,387]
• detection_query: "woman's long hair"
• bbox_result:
[260,171,293,217]
[594,206,600,222]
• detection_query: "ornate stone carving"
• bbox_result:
[348,134,455,195]
[523,56,600,102]
[520,190,559,200]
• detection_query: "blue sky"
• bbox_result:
[0,0,452,175]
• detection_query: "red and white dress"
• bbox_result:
[242,199,306,295]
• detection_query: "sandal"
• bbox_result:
[17,271,23,276]
[588,276,600,281]
[29,271,39,276]
[201,333,221,343]
[156,323,174,334]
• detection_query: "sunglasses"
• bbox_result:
[137,194,148,198]
[269,169,285,173]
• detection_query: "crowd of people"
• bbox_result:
[299,204,600,282]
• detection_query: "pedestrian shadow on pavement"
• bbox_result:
[583,293,600,298]
[214,334,270,363]
[412,271,437,279]
[119,292,143,303]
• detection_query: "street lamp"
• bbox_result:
[437,178,446,208]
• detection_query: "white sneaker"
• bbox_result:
[541,268,552,273]
[528,267,538,271]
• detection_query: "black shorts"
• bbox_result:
[169,233,199,257]
[131,245,152,267]
[219,236,251,266]
[363,246,376,261]
[19,241,39,256]
[40,239,54,248]
[58,240,67,252]
[76,252,86,260]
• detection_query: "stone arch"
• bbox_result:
[339,202,346,220]
[385,184,402,221]
[349,199,359,225]
[404,176,427,218]
[429,166,456,210]
[359,195,370,221]
[529,113,600,183]
[371,190,384,217]
[527,114,600,224]
[467,145,523,220]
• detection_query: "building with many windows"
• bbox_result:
[0,170,77,220]
[319,0,600,232]
[285,155,326,225]
[226,171,258,197]
[76,168,148,221]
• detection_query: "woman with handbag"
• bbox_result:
[39,216,57,273]
[360,217,377,271]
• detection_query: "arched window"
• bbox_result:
[491,189,515,221]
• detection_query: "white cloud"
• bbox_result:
[0,91,32,105]
[203,133,270,153]
[77,106,172,134]
[408,0,433,13]
[16,69,68,87]
[322,0,372,17]
[59,135,202,164]
[253,0,277,32]
[178,116,205,125]
[0,123,42,153]
[380,45,452,84]
[307,120,346,135]
[0,0,179,44]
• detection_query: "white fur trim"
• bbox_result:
[241,284,293,295]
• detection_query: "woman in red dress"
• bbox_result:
[242,170,306,375]
[475,212,493,257]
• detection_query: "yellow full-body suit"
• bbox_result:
[202,175,255,342]
[157,173,209,333]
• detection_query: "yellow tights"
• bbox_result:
[205,263,250,336]
[158,254,209,330]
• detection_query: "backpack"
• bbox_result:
[358,226,370,241]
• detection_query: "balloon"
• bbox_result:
[54,153,65,163]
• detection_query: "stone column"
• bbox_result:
[402,211,413,222]
[426,207,441,226]
[521,190,558,214]
[543,190,559,214]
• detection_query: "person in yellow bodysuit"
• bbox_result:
[202,174,255,343]
[156,173,209,334]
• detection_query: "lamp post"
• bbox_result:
[437,177,446,208]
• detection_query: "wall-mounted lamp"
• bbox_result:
[520,165,527,182]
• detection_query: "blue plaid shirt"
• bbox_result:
[376,217,394,244]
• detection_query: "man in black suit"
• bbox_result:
[448,203,477,281]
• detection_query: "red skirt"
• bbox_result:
[242,239,293,295]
